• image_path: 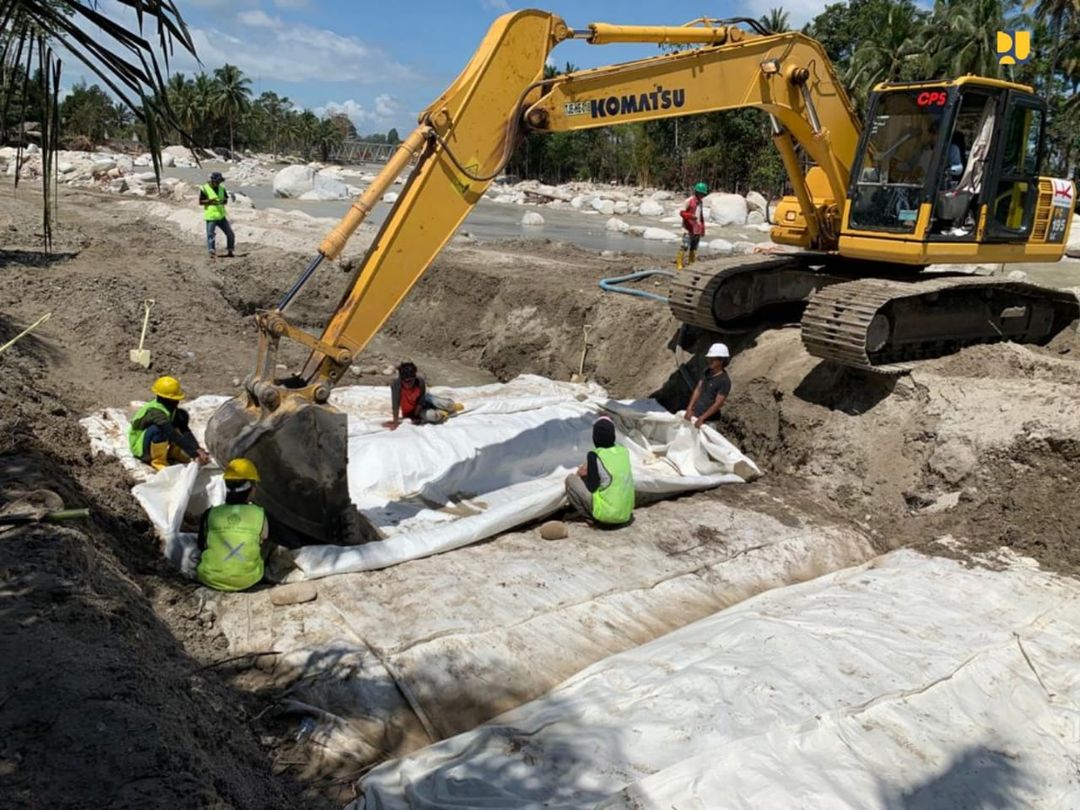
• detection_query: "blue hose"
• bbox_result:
[598,269,677,303]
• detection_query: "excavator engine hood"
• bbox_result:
[205,394,360,546]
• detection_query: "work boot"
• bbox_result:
[149,441,171,472]
[688,249,697,265]
[168,444,192,464]
[451,402,465,413]
[675,250,685,271]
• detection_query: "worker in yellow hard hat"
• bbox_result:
[127,375,210,471]
[195,458,271,592]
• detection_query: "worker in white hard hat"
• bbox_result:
[685,342,731,428]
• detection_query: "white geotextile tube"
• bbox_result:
[359,549,1080,809]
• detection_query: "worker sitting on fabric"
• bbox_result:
[564,415,635,526]
[384,361,464,430]
[128,375,210,471]
[199,170,235,259]
[196,458,271,592]
[685,343,732,428]
[676,182,708,271]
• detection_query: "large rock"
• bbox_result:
[650,190,674,201]
[1067,215,1080,259]
[91,159,116,175]
[747,210,766,225]
[382,191,399,204]
[570,195,587,209]
[521,211,544,226]
[606,217,630,233]
[642,227,679,241]
[57,162,75,174]
[707,238,734,254]
[703,192,748,226]
[613,200,629,215]
[273,164,316,198]
[591,198,615,216]
[745,190,768,214]
[638,199,665,218]
[298,187,346,201]
[311,172,349,199]
[929,440,977,485]
[628,225,647,237]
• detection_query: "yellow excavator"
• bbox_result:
[206,11,1078,543]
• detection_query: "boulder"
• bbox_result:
[382,191,400,204]
[591,198,615,216]
[745,190,768,214]
[91,159,116,175]
[613,200,629,215]
[570,195,587,209]
[108,178,127,194]
[703,192,748,226]
[312,172,349,199]
[539,520,568,541]
[628,225,647,237]
[298,187,347,201]
[642,227,679,241]
[747,210,766,225]
[57,162,75,174]
[707,238,734,254]
[161,153,176,168]
[638,199,665,218]
[272,164,316,198]
[650,190,674,201]
[231,191,255,208]
[1067,215,1080,259]
[605,217,630,233]
[132,171,158,184]
[521,211,544,226]
[732,240,757,254]
[134,153,152,167]
[1006,269,1030,282]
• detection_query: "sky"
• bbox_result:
[78,0,833,137]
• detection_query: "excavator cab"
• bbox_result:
[842,78,1072,264]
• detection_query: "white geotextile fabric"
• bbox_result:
[81,376,759,578]
[359,549,1080,809]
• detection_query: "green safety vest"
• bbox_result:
[591,444,634,525]
[201,183,227,221]
[197,504,266,592]
[127,399,171,458]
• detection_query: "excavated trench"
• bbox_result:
[5,190,1080,805]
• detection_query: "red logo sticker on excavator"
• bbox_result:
[916,91,947,107]
[1051,179,1074,209]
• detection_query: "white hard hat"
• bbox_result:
[705,342,730,359]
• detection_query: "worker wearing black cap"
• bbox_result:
[564,415,635,526]
[199,170,235,258]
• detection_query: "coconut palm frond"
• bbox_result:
[0,0,197,249]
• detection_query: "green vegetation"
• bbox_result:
[506,0,1080,195]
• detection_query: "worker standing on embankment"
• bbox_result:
[676,182,708,270]
[128,375,210,470]
[199,171,236,259]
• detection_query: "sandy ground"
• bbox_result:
[3,182,1080,805]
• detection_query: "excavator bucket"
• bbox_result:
[205,395,359,546]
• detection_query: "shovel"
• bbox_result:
[570,324,593,384]
[130,299,154,368]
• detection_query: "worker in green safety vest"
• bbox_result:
[128,375,210,471]
[196,458,272,592]
[564,415,635,526]
[199,171,236,259]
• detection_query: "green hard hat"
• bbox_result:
[694,182,709,194]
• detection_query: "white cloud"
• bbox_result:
[235,9,283,28]
[272,0,311,7]
[745,0,828,27]
[174,19,419,85]
[481,0,511,10]
[316,94,403,129]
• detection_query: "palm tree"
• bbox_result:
[846,0,926,104]
[1025,0,1079,91]
[760,8,791,33]
[1,0,196,246]
[212,63,251,155]
[921,0,1010,78]
[191,72,217,145]
[315,117,345,162]
[166,72,196,145]
[255,90,289,159]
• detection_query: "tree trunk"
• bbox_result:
[229,115,235,155]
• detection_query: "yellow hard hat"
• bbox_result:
[151,375,186,400]
[223,457,260,482]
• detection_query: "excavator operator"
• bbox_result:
[128,375,210,471]
[676,181,708,270]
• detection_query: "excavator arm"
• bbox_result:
[206,11,864,543]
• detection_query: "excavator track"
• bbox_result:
[801,276,1080,373]
[668,254,846,329]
